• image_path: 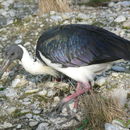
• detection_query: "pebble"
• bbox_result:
[111,72,119,77]
[96,77,106,86]
[36,122,49,130]
[16,124,22,129]
[15,39,22,44]
[112,120,124,127]
[0,122,13,129]
[33,109,41,114]
[123,19,130,29]
[54,96,60,102]
[47,90,55,97]
[7,107,16,114]
[29,121,38,127]
[114,15,126,23]
[25,113,33,119]
[112,66,126,72]
[77,13,89,20]
[4,88,18,98]
[50,15,62,22]
[38,90,47,96]
[117,1,130,7]
[25,89,39,94]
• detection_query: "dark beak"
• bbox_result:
[0,59,11,79]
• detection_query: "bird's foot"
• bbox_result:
[47,82,91,124]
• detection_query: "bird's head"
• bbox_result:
[0,44,23,78]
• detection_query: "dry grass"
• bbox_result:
[38,0,71,15]
[79,91,126,130]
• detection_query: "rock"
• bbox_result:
[25,89,39,94]
[54,96,60,103]
[36,122,49,130]
[110,87,128,106]
[12,78,28,88]
[0,122,13,129]
[77,13,89,20]
[4,88,18,98]
[47,90,55,97]
[96,77,106,86]
[123,19,130,29]
[108,2,115,7]
[112,66,125,72]
[114,15,126,23]
[29,121,38,127]
[15,39,22,44]
[33,109,41,114]
[25,113,33,119]
[38,90,47,96]
[0,15,7,26]
[105,123,129,130]
[117,1,130,7]
[7,107,16,114]
[16,124,22,129]
[50,15,62,22]
[112,120,124,127]
[111,72,119,77]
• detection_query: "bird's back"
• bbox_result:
[36,24,130,67]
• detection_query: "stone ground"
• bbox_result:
[0,0,130,130]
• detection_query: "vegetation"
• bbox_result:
[79,92,126,130]
[38,0,71,15]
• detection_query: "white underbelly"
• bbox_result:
[57,63,113,82]
[39,52,113,82]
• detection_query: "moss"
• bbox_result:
[122,26,130,30]
[0,3,3,9]
[92,21,104,27]
[0,87,5,91]
[13,18,23,26]
[11,109,29,118]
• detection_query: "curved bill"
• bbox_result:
[0,59,11,79]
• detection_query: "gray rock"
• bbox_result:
[33,109,41,114]
[0,122,13,129]
[112,120,124,127]
[105,123,120,130]
[7,107,16,114]
[108,2,115,7]
[26,113,33,119]
[50,15,62,22]
[123,19,130,28]
[4,88,18,98]
[16,124,22,129]
[38,90,47,96]
[117,1,130,7]
[77,13,89,20]
[29,121,38,127]
[15,39,22,44]
[114,15,126,23]
[112,66,125,72]
[47,90,55,97]
[96,77,106,86]
[0,15,7,26]
[36,122,49,130]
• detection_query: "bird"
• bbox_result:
[1,24,130,113]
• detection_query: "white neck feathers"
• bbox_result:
[18,45,58,77]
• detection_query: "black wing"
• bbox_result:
[36,24,130,67]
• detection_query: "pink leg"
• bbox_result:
[63,82,91,103]
[52,82,91,114]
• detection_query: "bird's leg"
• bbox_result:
[53,82,91,114]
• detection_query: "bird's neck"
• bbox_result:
[18,45,58,77]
